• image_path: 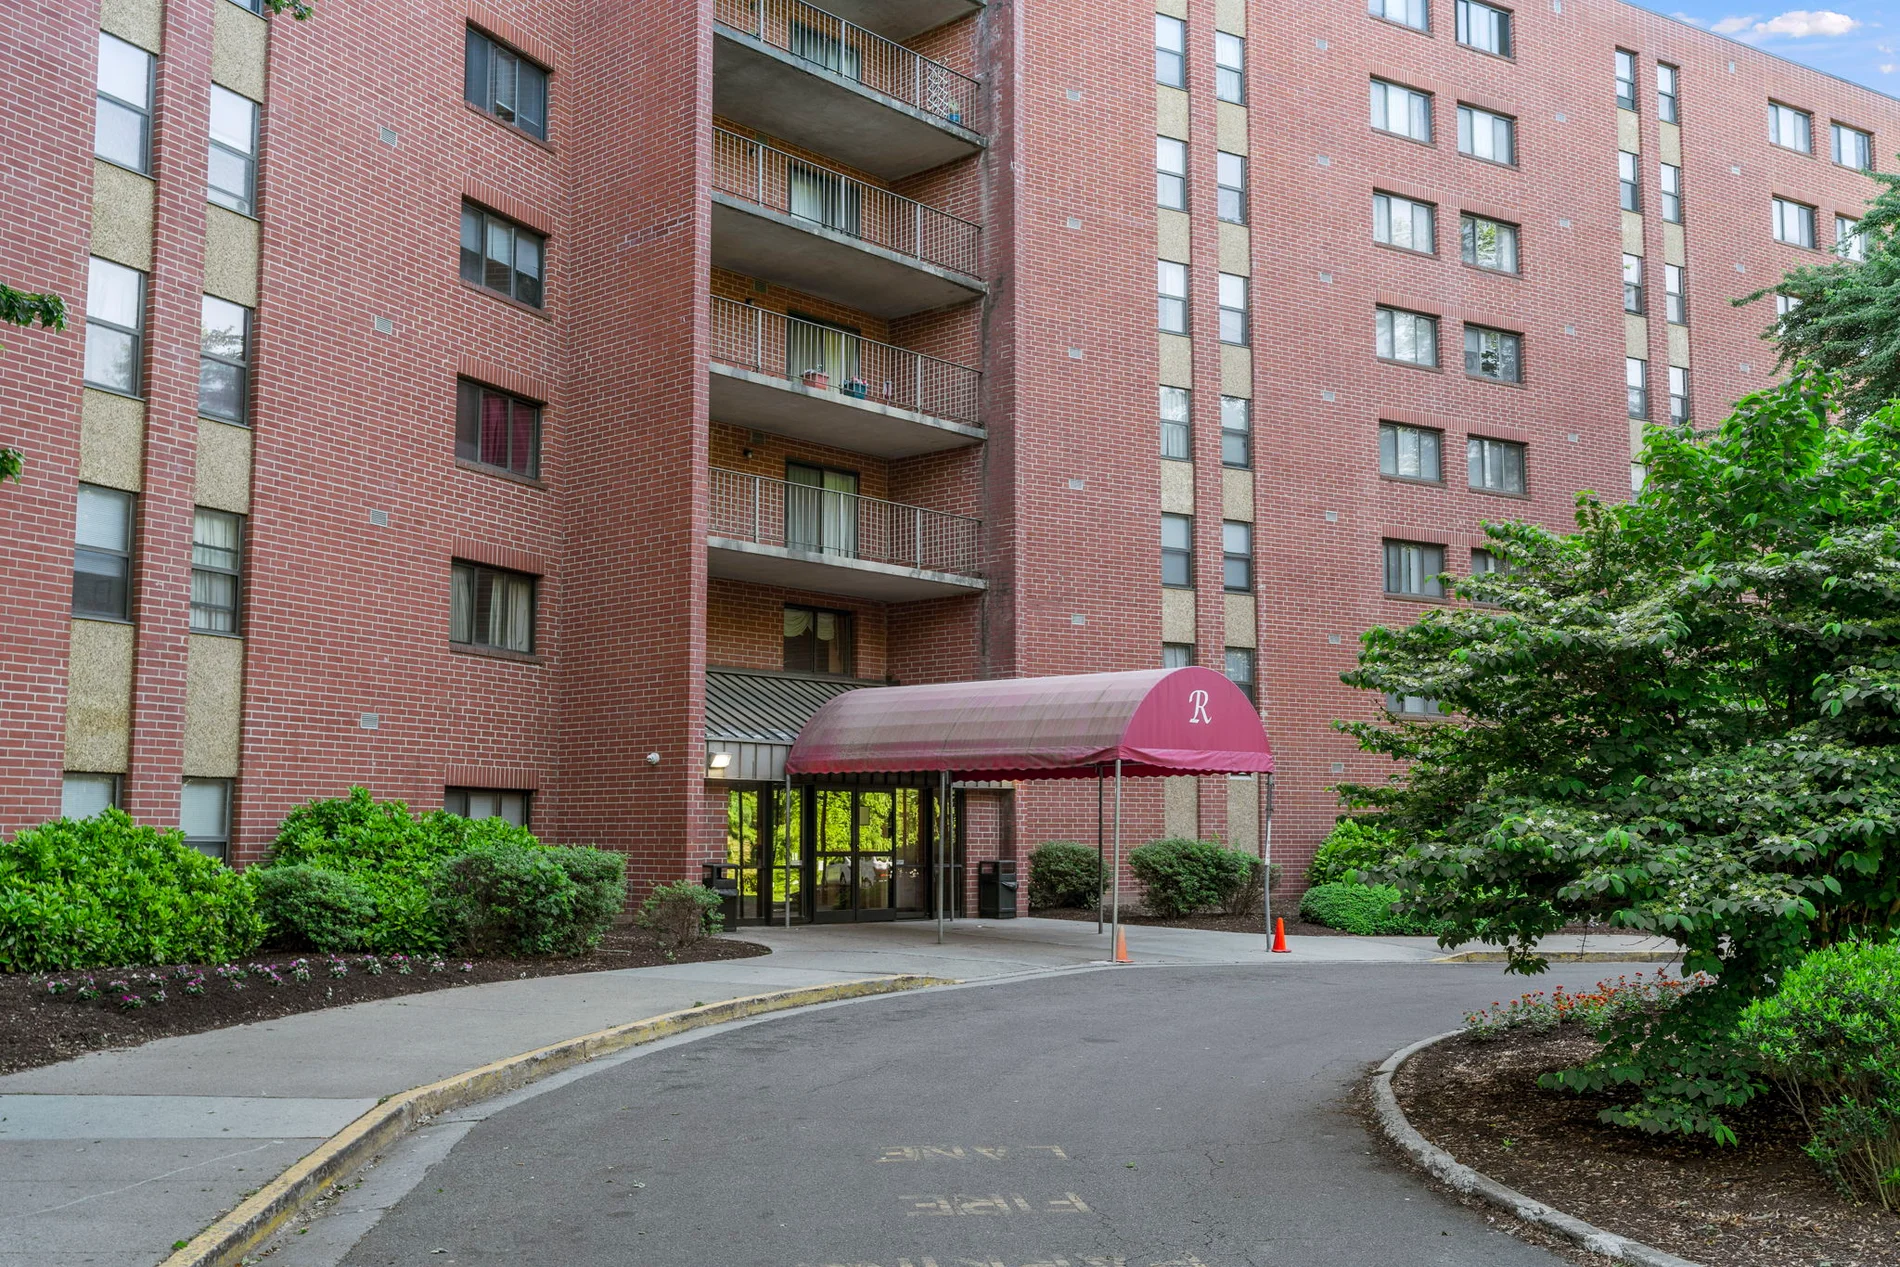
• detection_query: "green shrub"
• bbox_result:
[254,864,376,951]
[1128,838,1262,918]
[433,844,576,956]
[1026,841,1102,909]
[546,845,627,948]
[1299,881,1442,936]
[1739,940,1900,1209]
[1307,817,1399,886]
[265,788,542,952]
[0,810,263,970]
[637,881,724,946]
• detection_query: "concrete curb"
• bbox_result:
[159,974,949,1267]
[1371,1031,1704,1267]
[1432,950,1683,964]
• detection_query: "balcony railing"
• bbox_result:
[711,467,981,577]
[713,128,981,278]
[714,0,981,132]
[711,296,981,426]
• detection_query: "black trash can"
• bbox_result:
[701,863,741,929]
[977,859,1018,919]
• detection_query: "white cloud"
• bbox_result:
[1884,62,1899,72]
[1712,9,1862,39]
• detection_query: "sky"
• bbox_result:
[1627,1,1899,95]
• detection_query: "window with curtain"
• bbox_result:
[1379,422,1441,482]
[1458,104,1514,164]
[1224,647,1256,704]
[785,313,861,383]
[95,32,153,173]
[1660,162,1682,222]
[1160,385,1190,460]
[1769,102,1812,153]
[1384,540,1445,597]
[784,462,859,558]
[1623,254,1644,313]
[85,256,145,395]
[1215,32,1245,103]
[789,19,862,79]
[1155,14,1186,86]
[1376,306,1438,366]
[1657,64,1679,122]
[783,605,855,675]
[1162,642,1195,668]
[1217,151,1247,224]
[456,379,541,477]
[1773,198,1816,248]
[1222,521,1253,592]
[450,561,536,653]
[1161,513,1193,588]
[1369,0,1428,32]
[1455,0,1511,54]
[1157,136,1187,209]
[444,787,531,826]
[1374,192,1435,253]
[1158,260,1188,333]
[459,203,545,307]
[1467,436,1526,493]
[74,484,134,620]
[1218,273,1249,345]
[464,26,549,139]
[1618,151,1640,211]
[787,160,862,236]
[181,778,231,859]
[1834,122,1873,170]
[61,773,119,820]
[191,507,243,633]
[1665,264,1687,324]
[1370,79,1432,142]
[207,85,258,214]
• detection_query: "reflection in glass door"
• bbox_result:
[813,789,856,918]
[802,787,933,922]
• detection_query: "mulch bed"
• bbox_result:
[1032,906,1354,937]
[1392,1026,1900,1266]
[0,927,769,1077]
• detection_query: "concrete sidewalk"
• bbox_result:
[0,918,1677,1266]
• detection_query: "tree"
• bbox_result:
[1738,165,1900,419]
[1337,370,1900,1141]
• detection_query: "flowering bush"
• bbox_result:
[1464,971,1715,1039]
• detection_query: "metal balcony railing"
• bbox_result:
[713,128,981,278]
[715,0,981,132]
[711,296,981,426]
[710,467,981,577]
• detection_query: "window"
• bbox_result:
[1657,64,1679,123]
[95,32,153,172]
[1369,0,1429,31]
[1158,260,1188,333]
[1215,31,1245,102]
[1669,365,1690,424]
[191,508,243,634]
[1622,254,1644,313]
[1370,79,1432,142]
[444,787,531,826]
[61,773,119,820]
[1161,514,1193,588]
[1464,325,1521,383]
[459,203,545,307]
[1660,162,1682,223]
[1665,264,1686,324]
[784,605,854,675]
[1386,693,1443,716]
[1374,192,1435,253]
[1162,642,1195,669]
[1618,151,1640,211]
[1224,648,1257,705]
[226,0,265,11]
[1380,422,1442,482]
[74,484,133,620]
[1216,151,1247,223]
[1456,0,1511,55]
[1384,540,1446,598]
[1468,436,1526,493]
[1155,14,1185,87]
[456,379,541,477]
[1837,215,1866,261]
[1220,396,1251,468]
[1769,102,1812,153]
[1460,214,1516,272]
[450,561,536,653]
[84,256,144,395]
[1159,385,1190,460]
[1614,50,1637,110]
[1776,293,1801,317]
[207,85,259,215]
[199,295,251,424]
[1218,273,1248,345]
[1773,198,1816,249]
[1471,547,1507,576]
[1627,357,1648,418]
[1376,306,1438,367]
[1156,136,1187,209]
[1457,105,1515,164]
[181,778,230,860]
[465,26,548,140]
[1834,122,1873,171]
[1222,520,1252,592]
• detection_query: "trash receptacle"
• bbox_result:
[977,859,1017,919]
[701,863,741,929]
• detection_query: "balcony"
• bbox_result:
[712,129,983,317]
[713,0,983,181]
[710,297,983,458]
[816,0,984,41]
[708,467,984,601]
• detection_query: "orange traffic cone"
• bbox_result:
[1271,917,1290,953]
[1113,925,1131,963]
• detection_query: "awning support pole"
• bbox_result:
[1096,764,1105,934]
[938,769,949,945]
[784,772,794,930]
[1111,758,1123,961]
[1262,772,1275,951]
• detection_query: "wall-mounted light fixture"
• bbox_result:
[708,752,733,772]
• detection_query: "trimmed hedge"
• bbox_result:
[1306,817,1399,886]
[1298,881,1442,936]
[1026,841,1102,909]
[1128,837,1263,918]
[0,810,263,970]
[433,842,626,956]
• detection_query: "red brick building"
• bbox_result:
[3,0,1896,918]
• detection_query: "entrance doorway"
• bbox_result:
[723,784,951,923]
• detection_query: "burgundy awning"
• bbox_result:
[784,666,1273,781]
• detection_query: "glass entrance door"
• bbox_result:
[805,787,933,922]
[724,786,804,923]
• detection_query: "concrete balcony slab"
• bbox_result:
[710,365,985,458]
[707,537,987,602]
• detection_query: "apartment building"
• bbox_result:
[1,0,1895,918]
